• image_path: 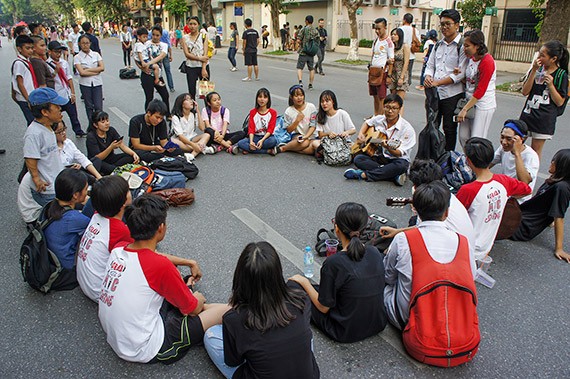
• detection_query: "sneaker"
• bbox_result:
[170,88,175,93]
[0,149,5,154]
[255,77,260,81]
[320,72,325,76]
[278,142,287,148]
[203,146,216,154]
[268,147,278,156]
[215,144,225,153]
[230,67,238,72]
[395,173,407,186]
[184,153,195,162]
[344,168,364,180]
[228,145,239,155]
[299,81,303,87]
[75,131,88,138]
[242,77,252,82]
[308,84,313,91]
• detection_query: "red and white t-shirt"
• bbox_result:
[98,246,198,363]
[247,108,277,135]
[465,54,496,110]
[456,174,530,259]
[77,213,133,302]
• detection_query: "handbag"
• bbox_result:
[152,188,195,207]
[320,136,352,166]
[198,80,215,99]
[178,61,187,74]
[454,97,475,119]
[368,66,385,87]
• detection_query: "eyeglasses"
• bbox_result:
[385,106,401,112]
[440,22,456,28]
[55,126,67,135]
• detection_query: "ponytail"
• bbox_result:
[543,40,569,73]
[346,235,366,261]
[335,202,369,262]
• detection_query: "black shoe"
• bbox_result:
[0,149,5,154]
[75,131,88,138]
[308,84,313,90]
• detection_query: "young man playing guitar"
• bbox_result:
[344,94,416,186]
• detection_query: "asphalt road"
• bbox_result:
[0,37,569,378]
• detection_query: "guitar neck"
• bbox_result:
[386,197,413,207]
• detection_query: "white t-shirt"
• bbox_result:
[207,26,217,41]
[283,103,317,136]
[365,115,416,161]
[399,25,420,60]
[133,41,148,62]
[119,32,132,44]
[371,36,394,68]
[46,57,72,99]
[74,50,103,87]
[17,172,42,223]
[171,113,198,140]
[68,31,80,53]
[492,146,540,203]
[11,56,36,102]
[23,121,64,194]
[201,107,231,133]
[59,139,92,168]
[77,214,132,302]
[316,109,356,135]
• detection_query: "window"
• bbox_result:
[502,9,543,42]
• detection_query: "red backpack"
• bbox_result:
[402,229,480,367]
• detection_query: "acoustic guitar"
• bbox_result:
[386,197,413,207]
[495,197,522,240]
[350,128,386,156]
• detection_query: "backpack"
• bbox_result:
[119,67,138,79]
[272,116,290,145]
[202,33,215,58]
[315,228,338,257]
[402,229,480,367]
[436,151,475,193]
[112,163,143,176]
[553,68,569,116]
[121,165,157,199]
[152,169,187,191]
[433,36,463,57]
[415,107,445,161]
[148,156,199,180]
[301,26,319,57]
[20,207,71,293]
[320,136,351,166]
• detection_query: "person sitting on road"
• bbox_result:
[490,119,539,203]
[169,93,212,162]
[77,175,133,302]
[42,168,91,291]
[128,99,184,162]
[278,84,319,155]
[201,91,245,154]
[290,202,387,343]
[344,94,416,186]
[511,149,570,263]
[86,111,140,175]
[315,90,356,139]
[236,88,278,155]
[456,137,531,261]
[98,194,230,364]
[204,242,320,378]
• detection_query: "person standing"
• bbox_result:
[119,25,132,68]
[228,22,239,72]
[315,18,327,76]
[67,24,81,56]
[154,17,175,93]
[11,35,37,125]
[368,18,394,116]
[424,9,467,151]
[81,22,101,55]
[398,13,420,86]
[261,25,269,49]
[296,15,319,90]
[280,24,288,51]
[416,29,437,91]
[241,19,259,82]
[74,35,104,126]
[207,22,217,46]
[181,16,210,99]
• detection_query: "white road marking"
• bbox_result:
[267,66,296,73]
[109,107,131,125]
[231,207,425,369]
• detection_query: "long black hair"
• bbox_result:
[548,149,570,184]
[542,40,569,73]
[390,28,404,51]
[45,168,87,221]
[317,90,338,125]
[172,93,196,118]
[335,203,368,261]
[255,88,271,109]
[230,242,306,333]
[90,110,109,133]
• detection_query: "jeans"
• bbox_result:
[161,55,174,90]
[17,100,34,126]
[140,71,170,116]
[61,99,83,135]
[31,189,55,207]
[237,135,277,154]
[228,47,237,68]
[79,84,103,129]
[316,46,325,73]
[353,154,409,182]
[204,325,241,379]
[436,92,464,151]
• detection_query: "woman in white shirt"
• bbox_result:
[170,93,212,162]
[74,34,105,127]
[181,16,210,99]
[119,24,132,68]
[279,85,319,155]
[316,90,356,138]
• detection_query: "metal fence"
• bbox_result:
[336,20,376,42]
[490,23,540,63]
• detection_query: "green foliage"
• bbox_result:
[337,38,350,46]
[530,0,546,36]
[456,0,495,29]
[358,39,372,48]
[265,49,292,55]
[73,0,129,22]
[335,59,368,65]
[164,0,188,16]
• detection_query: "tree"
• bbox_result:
[0,0,33,24]
[530,0,570,45]
[254,0,293,51]
[164,0,188,28]
[456,0,495,29]
[195,0,214,26]
[342,0,363,61]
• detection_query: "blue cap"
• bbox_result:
[28,87,69,106]
[427,29,438,39]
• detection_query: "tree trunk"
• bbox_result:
[195,0,215,26]
[342,0,363,61]
[540,0,570,45]
[270,3,281,51]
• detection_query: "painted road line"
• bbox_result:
[109,107,131,125]
[267,66,296,73]
[231,207,425,370]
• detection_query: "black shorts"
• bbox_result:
[152,300,204,365]
[244,52,258,66]
[297,54,314,70]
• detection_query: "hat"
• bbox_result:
[427,29,438,39]
[28,88,69,106]
[47,40,68,51]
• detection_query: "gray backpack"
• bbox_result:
[321,136,351,166]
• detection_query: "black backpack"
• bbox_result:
[119,67,139,79]
[20,207,71,294]
[148,156,199,180]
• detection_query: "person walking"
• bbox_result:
[296,15,319,90]
[241,19,259,82]
[398,13,420,86]
[228,22,239,72]
[368,18,394,116]
[315,18,327,75]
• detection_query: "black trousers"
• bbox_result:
[185,65,210,99]
[140,71,170,116]
[204,128,245,146]
[123,47,132,66]
[436,92,463,151]
[134,148,184,163]
[91,153,134,175]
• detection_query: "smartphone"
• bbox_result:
[117,136,124,141]
[370,214,388,224]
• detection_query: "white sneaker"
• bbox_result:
[242,77,251,82]
[184,153,195,162]
[203,146,215,154]
[230,67,238,72]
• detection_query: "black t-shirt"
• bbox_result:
[512,179,570,241]
[222,282,319,379]
[86,33,101,54]
[315,245,387,343]
[86,126,121,160]
[128,114,167,148]
[280,28,287,39]
[520,67,568,135]
[242,29,259,54]
[317,26,327,48]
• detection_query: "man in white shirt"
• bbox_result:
[369,17,394,116]
[398,13,421,86]
[345,94,416,186]
[424,9,467,151]
[67,23,81,54]
[491,119,539,203]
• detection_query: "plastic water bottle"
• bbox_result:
[303,246,314,278]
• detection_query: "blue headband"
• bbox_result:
[289,85,303,95]
[504,122,526,138]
